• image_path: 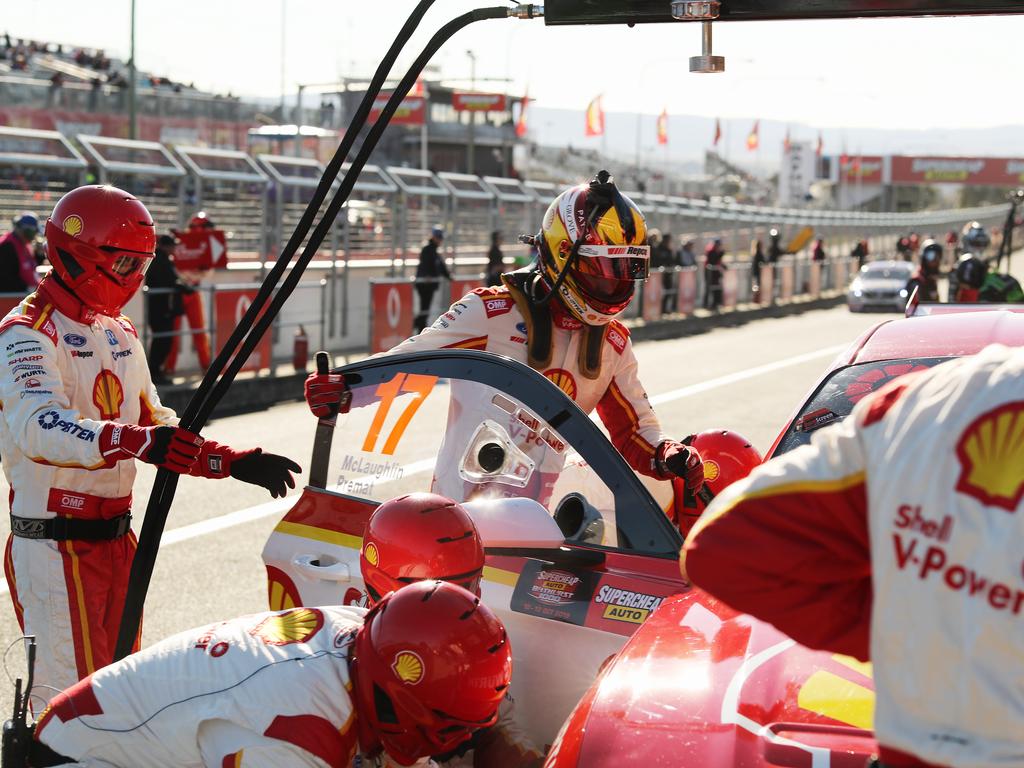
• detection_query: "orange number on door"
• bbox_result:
[361,372,438,455]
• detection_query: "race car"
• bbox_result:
[542,305,1024,766]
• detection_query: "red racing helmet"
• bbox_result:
[672,430,762,535]
[44,185,156,317]
[188,210,215,230]
[360,493,485,604]
[352,581,512,764]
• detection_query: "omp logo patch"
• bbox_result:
[62,215,84,236]
[482,297,512,318]
[955,401,1024,512]
[249,608,324,646]
[606,326,627,355]
[59,494,85,511]
[594,585,664,625]
[393,651,424,685]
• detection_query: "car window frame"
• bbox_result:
[313,349,683,558]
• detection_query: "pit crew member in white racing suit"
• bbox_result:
[357,493,541,767]
[0,185,301,705]
[682,344,1024,768]
[304,171,704,507]
[25,581,511,767]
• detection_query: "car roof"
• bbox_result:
[860,260,912,270]
[849,309,1024,364]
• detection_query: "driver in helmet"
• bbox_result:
[27,581,511,767]
[905,239,942,303]
[953,254,1024,303]
[357,493,541,767]
[305,171,705,500]
[0,185,301,705]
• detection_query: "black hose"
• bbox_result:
[113,0,438,662]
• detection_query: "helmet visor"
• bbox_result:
[575,243,650,281]
[104,249,153,285]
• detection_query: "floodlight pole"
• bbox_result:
[128,0,137,140]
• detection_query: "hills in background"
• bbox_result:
[527,107,1024,176]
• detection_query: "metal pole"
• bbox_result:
[128,0,137,140]
[467,50,476,174]
[279,0,287,121]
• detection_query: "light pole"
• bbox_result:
[466,50,477,174]
[128,0,137,140]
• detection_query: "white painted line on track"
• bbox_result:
[0,344,845,598]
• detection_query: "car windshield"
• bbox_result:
[320,353,679,555]
[773,356,954,454]
[860,264,913,279]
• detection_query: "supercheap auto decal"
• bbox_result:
[592,585,664,625]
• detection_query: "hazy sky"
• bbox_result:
[6,1,1024,133]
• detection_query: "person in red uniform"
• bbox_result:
[0,213,41,293]
[304,171,704,493]
[0,185,300,704]
[165,212,215,373]
[682,346,1024,768]
[26,581,511,767]
[905,239,942,302]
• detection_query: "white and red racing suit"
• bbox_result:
[683,344,1024,768]
[34,606,431,767]
[387,282,669,488]
[0,280,236,703]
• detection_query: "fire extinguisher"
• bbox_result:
[293,325,309,373]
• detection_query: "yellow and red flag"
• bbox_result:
[816,132,824,157]
[585,95,605,137]
[783,127,792,153]
[712,118,722,147]
[656,108,669,146]
[515,89,530,138]
[746,120,760,151]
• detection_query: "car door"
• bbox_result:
[262,349,687,748]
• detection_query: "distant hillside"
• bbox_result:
[527,107,1024,174]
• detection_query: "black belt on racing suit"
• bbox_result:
[10,489,133,541]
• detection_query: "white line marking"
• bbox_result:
[0,344,845,597]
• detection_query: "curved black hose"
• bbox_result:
[114,0,438,661]
[192,7,511,430]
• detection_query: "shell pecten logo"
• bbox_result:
[955,401,1024,512]
[392,651,425,685]
[364,542,380,567]
[543,368,578,400]
[249,607,324,646]
[703,460,720,484]
[92,370,124,419]
[62,214,84,237]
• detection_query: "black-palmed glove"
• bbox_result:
[655,440,705,491]
[229,448,302,498]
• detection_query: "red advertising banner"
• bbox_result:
[721,270,738,310]
[214,289,272,372]
[642,279,663,322]
[368,93,426,126]
[759,266,774,306]
[173,230,228,271]
[890,156,1024,186]
[677,270,697,315]
[779,262,795,301]
[808,261,822,298]
[840,156,884,184]
[449,277,481,303]
[370,281,414,354]
[452,92,507,112]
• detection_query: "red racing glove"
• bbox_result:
[655,440,705,491]
[191,440,301,498]
[99,424,203,474]
[304,372,350,419]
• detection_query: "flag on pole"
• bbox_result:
[515,89,530,138]
[783,127,792,153]
[816,132,824,157]
[584,95,605,137]
[656,108,669,146]
[746,120,760,151]
[712,118,722,147]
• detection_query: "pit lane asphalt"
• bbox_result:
[0,304,884,713]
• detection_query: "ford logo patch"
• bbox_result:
[63,334,87,348]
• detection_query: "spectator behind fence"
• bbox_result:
[751,238,767,303]
[146,234,192,384]
[414,226,449,333]
[652,232,679,314]
[812,237,826,262]
[851,238,869,269]
[485,230,504,287]
[0,213,40,294]
[679,238,697,268]
[704,238,726,311]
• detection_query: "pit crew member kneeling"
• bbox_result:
[305,171,704,503]
[0,185,300,705]
[682,345,1024,768]
[15,581,511,767]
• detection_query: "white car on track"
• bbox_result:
[847,260,915,312]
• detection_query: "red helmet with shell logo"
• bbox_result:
[44,185,156,317]
[671,430,763,535]
[351,581,512,764]
[360,493,485,604]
